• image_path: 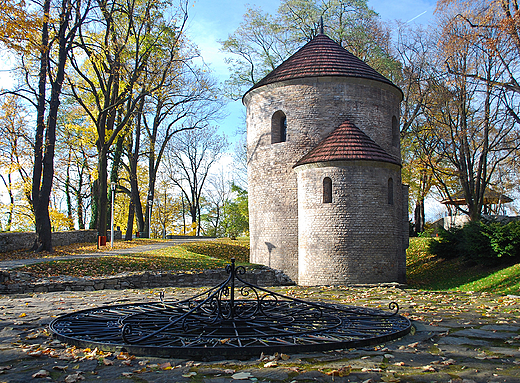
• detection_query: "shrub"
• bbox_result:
[428,220,518,265]
[484,221,520,259]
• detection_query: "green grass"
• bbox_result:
[407,237,520,294]
[16,238,251,278]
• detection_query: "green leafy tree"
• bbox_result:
[68,0,189,240]
[222,184,249,239]
[220,0,397,99]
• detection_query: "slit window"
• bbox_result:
[271,111,287,144]
[323,177,332,203]
[388,178,394,205]
[392,116,399,147]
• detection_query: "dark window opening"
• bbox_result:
[392,116,399,147]
[388,178,394,205]
[323,177,332,203]
[271,110,287,144]
[281,116,287,142]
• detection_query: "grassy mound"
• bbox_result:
[407,237,520,295]
[15,238,251,278]
[179,238,250,263]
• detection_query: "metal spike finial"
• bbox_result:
[320,16,324,34]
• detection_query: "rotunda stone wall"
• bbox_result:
[245,77,402,283]
[295,161,404,286]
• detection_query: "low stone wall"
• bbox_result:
[0,230,123,253]
[0,267,294,294]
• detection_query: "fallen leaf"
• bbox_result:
[264,361,278,368]
[326,366,351,377]
[102,358,113,366]
[422,365,436,372]
[32,369,49,378]
[121,372,133,377]
[182,371,197,378]
[223,368,235,374]
[280,353,290,360]
[53,365,68,371]
[64,373,85,383]
[231,372,253,380]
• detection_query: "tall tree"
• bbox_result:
[141,61,224,238]
[0,95,33,231]
[394,23,439,232]
[420,4,520,221]
[30,0,90,251]
[68,0,189,240]
[164,126,228,235]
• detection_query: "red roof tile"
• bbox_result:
[245,34,399,95]
[294,120,400,167]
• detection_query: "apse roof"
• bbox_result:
[294,119,400,168]
[245,33,400,96]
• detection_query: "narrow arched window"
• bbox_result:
[271,110,287,144]
[323,177,332,203]
[392,116,399,147]
[388,178,394,205]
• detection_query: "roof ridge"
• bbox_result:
[294,119,400,167]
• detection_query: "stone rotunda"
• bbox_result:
[243,32,409,286]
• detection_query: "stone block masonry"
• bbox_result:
[245,76,404,285]
[0,230,122,253]
[0,267,294,294]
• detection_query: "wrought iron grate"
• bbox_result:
[49,259,411,358]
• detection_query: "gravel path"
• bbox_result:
[0,285,519,382]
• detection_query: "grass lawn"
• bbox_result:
[7,236,520,295]
[14,238,251,278]
[407,237,520,295]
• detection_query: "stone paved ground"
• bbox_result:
[0,285,519,383]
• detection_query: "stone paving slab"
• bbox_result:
[0,286,519,382]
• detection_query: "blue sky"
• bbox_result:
[186,0,438,141]
[0,0,437,139]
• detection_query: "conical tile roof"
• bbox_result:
[294,119,400,167]
[245,34,399,95]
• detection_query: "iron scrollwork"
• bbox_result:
[49,258,411,358]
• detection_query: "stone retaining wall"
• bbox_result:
[0,267,294,294]
[0,230,123,253]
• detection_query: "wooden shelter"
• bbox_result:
[441,189,513,215]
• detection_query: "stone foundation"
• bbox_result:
[0,267,294,294]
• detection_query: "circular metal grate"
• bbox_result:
[49,260,411,358]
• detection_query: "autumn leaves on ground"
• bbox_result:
[6,238,251,278]
[1,237,519,294]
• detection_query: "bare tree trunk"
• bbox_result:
[65,160,74,230]
[31,0,52,252]
[125,197,135,240]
